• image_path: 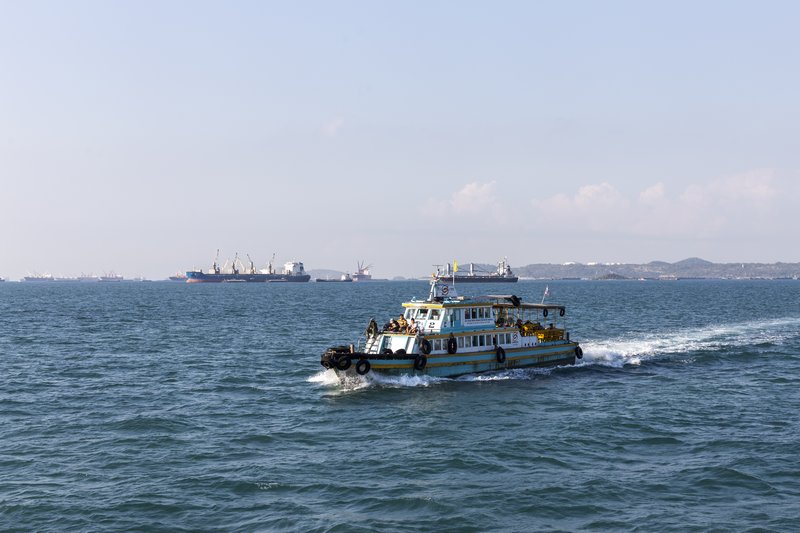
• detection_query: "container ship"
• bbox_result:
[435,258,519,283]
[186,251,311,283]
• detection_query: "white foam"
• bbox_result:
[580,316,800,368]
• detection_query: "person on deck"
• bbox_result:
[407,318,418,334]
[397,314,408,332]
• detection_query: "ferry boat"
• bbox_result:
[435,257,519,283]
[320,277,582,379]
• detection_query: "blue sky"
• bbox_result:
[2,1,799,279]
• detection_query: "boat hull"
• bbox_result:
[322,341,579,379]
[186,271,311,283]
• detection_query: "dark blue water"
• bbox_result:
[2,280,799,531]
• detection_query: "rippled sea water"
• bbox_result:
[2,280,799,531]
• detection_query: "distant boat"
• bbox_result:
[351,261,373,282]
[316,273,353,282]
[23,273,54,282]
[99,272,124,282]
[185,251,311,283]
[79,273,99,282]
[435,258,519,283]
[168,271,188,282]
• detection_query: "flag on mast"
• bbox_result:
[453,260,458,273]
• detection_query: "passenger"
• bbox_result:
[397,314,408,331]
[407,318,418,334]
[387,319,399,332]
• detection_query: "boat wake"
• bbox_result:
[580,316,800,368]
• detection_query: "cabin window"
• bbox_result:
[472,335,479,346]
[447,311,456,327]
[465,336,472,348]
[434,339,442,351]
[457,336,465,348]
[416,309,428,319]
[430,309,440,320]
[492,335,497,346]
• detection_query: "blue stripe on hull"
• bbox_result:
[342,343,578,379]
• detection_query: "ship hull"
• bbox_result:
[186,271,311,283]
[323,342,578,379]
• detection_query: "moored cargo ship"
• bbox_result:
[435,258,519,283]
[186,251,311,283]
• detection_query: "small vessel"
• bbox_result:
[99,272,124,282]
[435,257,519,283]
[23,273,54,282]
[169,271,188,282]
[351,261,373,282]
[321,277,582,379]
[186,251,311,283]
[316,273,353,282]
[79,273,99,282]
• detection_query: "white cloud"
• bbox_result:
[450,181,498,214]
[531,169,780,239]
[321,118,344,138]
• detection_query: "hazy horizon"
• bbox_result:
[3,2,799,280]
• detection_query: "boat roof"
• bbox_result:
[403,294,565,311]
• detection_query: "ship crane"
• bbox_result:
[212,248,221,274]
[247,254,256,275]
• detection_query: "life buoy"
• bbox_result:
[414,354,427,370]
[496,346,506,363]
[575,346,583,359]
[336,355,351,370]
[395,349,406,355]
[542,309,548,318]
[559,308,565,317]
[356,359,371,375]
[442,285,449,295]
[420,339,432,355]
[382,348,393,355]
[447,336,457,354]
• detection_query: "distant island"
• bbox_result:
[512,257,800,280]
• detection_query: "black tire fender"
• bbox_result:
[419,339,432,355]
[559,308,565,317]
[356,359,371,375]
[336,355,351,371]
[496,346,506,363]
[382,348,393,355]
[414,354,427,370]
[575,346,583,359]
[447,336,457,354]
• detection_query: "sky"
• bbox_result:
[2,1,799,280]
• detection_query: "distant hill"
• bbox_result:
[513,258,800,280]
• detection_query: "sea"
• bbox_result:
[1,279,799,532]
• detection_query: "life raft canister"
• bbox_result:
[496,346,506,363]
[356,359,371,375]
[414,354,427,370]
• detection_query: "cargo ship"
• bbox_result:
[186,251,311,283]
[434,258,519,283]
